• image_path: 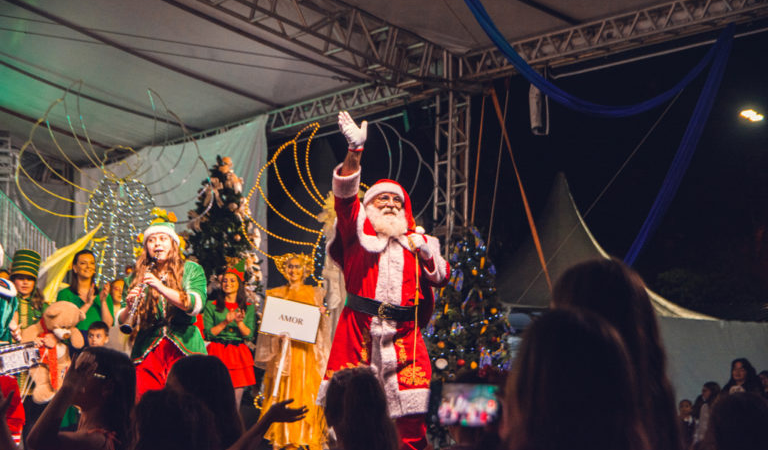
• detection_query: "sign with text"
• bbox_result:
[259,296,321,344]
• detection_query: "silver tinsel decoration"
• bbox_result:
[85,178,155,283]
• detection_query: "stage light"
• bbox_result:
[740,109,764,122]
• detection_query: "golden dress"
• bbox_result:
[256,284,330,450]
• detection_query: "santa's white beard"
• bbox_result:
[365,203,408,238]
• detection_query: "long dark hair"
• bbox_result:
[327,366,398,450]
[504,308,649,450]
[552,257,681,450]
[693,381,721,419]
[705,392,768,450]
[167,355,243,448]
[69,249,95,292]
[81,346,135,449]
[132,388,220,450]
[213,272,248,312]
[722,357,762,395]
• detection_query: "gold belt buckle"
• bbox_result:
[377,302,393,320]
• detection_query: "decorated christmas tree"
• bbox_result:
[423,228,513,380]
[185,156,262,289]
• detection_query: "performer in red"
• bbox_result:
[321,111,450,450]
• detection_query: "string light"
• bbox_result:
[84,178,155,282]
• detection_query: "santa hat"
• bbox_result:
[143,222,180,245]
[362,179,415,230]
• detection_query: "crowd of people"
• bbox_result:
[1,111,768,450]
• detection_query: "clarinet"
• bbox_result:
[119,257,157,335]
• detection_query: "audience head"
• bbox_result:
[75,347,135,447]
[0,268,9,279]
[702,381,721,403]
[70,249,96,286]
[502,308,649,450]
[706,392,768,450]
[166,355,243,448]
[111,278,125,301]
[678,399,692,418]
[724,358,760,395]
[132,388,220,450]
[324,366,398,450]
[551,257,680,450]
[87,321,110,347]
[214,269,248,312]
[10,249,43,306]
[759,370,768,391]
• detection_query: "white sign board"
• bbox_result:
[259,296,321,344]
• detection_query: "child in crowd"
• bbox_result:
[106,278,131,355]
[25,346,135,450]
[678,399,696,449]
[87,321,110,347]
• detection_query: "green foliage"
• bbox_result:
[185,156,258,280]
[423,227,513,381]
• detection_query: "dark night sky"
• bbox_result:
[267,26,768,318]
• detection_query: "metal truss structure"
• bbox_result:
[459,0,768,81]
[177,0,768,242]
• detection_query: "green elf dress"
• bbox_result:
[122,260,208,398]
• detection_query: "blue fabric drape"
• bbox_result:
[624,31,733,265]
[464,0,732,118]
[464,0,734,264]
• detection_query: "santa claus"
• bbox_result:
[321,111,450,450]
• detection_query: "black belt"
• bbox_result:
[346,293,416,322]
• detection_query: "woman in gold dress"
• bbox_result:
[255,253,330,450]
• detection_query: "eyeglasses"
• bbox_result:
[372,193,403,206]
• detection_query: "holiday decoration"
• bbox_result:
[423,228,513,380]
[186,156,262,293]
[85,178,155,282]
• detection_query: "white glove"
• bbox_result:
[338,111,367,150]
[416,241,433,261]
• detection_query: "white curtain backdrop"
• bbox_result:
[73,116,268,275]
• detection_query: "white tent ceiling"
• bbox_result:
[1,0,767,164]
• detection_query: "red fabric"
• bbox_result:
[135,337,185,401]
[1,375,24,440]
[37,322,59,392]
[395,414,428,450]
[324,181,450,417]
[207,341,255,388]
[194,313,205,336]
[362,179,415,229]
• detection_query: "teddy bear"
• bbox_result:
[20,301,85,404]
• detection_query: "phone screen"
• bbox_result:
[437,383,500,427]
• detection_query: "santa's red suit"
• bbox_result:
[321,166,449,450]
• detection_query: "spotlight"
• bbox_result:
[740,109,764,122]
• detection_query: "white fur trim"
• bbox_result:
[187,291,203,316]
[143,225,180,245]
[421,235,448,283]
[0,278,17,298]
[369,240,418,417]
[362,181,405,205]
[356,204,390,253]
[332,164,360,198]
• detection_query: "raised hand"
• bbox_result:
[263,399,308,424]
[61,351,97,393]
[338,111,367,150]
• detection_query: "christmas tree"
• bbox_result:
[423,228,513,380]
[185,155,262,289]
